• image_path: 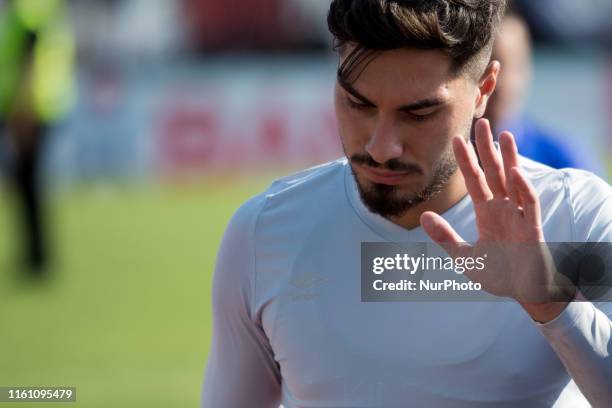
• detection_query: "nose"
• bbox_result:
[365,116,403,164]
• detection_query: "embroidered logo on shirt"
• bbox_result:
[290,272,328,290]
[290,272,328,301]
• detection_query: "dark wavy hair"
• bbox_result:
[328,0,508,82]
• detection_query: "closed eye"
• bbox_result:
[410,112,434,122]
[405,107,439,122]
[346,96,373,111]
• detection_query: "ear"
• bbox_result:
[474,60,500,119]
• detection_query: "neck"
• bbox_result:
[389,170,468,230]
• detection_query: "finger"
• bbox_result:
[453,136,493,204]
[475,119,507,198]
[420,211,466,257]
[511,167,542,227]
[499,131,521,205]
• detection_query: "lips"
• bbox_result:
[358,164,415,185]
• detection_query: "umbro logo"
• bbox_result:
[290,272,329,290]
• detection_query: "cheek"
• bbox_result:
[440,103,473,140]
[413,110,465,165]
[415,112,455,146]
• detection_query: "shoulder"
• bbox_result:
[241,158,348,216]
[225,158,349,238]
[217,159,349,313]
[559,168,612,208]
[559,168,612,241]
[520,154,610,198]
[520,155,612,240]
[262,158,348,201]
[211,160,347,316]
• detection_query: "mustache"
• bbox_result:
[350,154,423,174]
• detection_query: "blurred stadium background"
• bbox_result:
[0,0,611,406]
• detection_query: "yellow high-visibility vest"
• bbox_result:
[0,0,76,123]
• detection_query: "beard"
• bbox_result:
[348,145,458,218]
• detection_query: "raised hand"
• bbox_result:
[420,119,575,315]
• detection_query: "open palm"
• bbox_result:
[420,119,573,302]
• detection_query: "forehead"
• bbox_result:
[339,47,459,104]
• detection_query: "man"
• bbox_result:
[487,10,605,174]
[203,1,612,406]
[0,0,75,274]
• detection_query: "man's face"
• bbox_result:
[334,47,480,218]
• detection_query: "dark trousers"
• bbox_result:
[1,119,48,273]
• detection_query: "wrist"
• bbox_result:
[519,301,571,323]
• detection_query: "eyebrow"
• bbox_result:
[337,76,446,112]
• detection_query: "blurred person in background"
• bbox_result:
[0,0,76,275]
[487,8,605,173]
[513,0,612,45]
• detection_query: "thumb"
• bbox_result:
[420,211,465,256]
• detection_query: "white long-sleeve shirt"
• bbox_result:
[203,155,612,407]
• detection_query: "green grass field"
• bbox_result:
[0,177,272,407]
